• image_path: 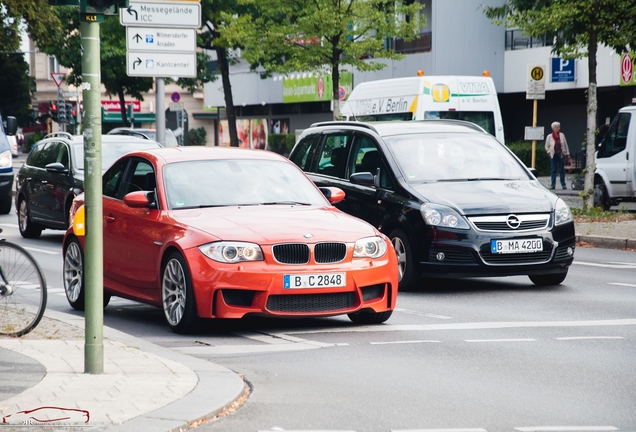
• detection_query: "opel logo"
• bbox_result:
[506,215,521,229]
[303,233,313,239]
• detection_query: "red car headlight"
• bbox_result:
[199,241,264,263]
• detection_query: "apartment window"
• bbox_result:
[48,56,60,77]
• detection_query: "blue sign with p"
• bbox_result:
[551,58,575,82]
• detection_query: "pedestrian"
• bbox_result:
[545,121,571,190]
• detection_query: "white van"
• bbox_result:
[594,105,636,209]
[340,74,505,143]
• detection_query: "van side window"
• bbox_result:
[598,113,630,159]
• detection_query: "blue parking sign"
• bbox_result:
[551,58,575,82]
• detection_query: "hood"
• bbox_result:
[410,180,556,215]
[169,205,379,244]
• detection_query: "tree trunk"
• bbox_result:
[216,46,239,147]
[583,30,598,209]
[332,62,340,120]
[118,88,129,127]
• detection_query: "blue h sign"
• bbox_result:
[551,58,575,82]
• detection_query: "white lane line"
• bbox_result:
[0,223,17,228]
[514,427,618,431]
[22,246,60,255]
[608,282,636,287]
[392,429,488,432]
[283,319,636,335]
[574,261,636,269]
[555,336,624,340]
[395,308,453,319]
[465,338,536,343]
[370,340,442,345]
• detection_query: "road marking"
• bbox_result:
[0,223,17,229]
[392,429,488,432]
[283,319,636,335]
[555,336,624,340]
[573,261,636,269]
[22,246,60,255]
[370,340,442,345]
[395,308,453,319]
[465,338,535,343]
[608,282,636,287]
[514,427,618,431]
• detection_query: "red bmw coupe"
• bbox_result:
[63,147,398,332]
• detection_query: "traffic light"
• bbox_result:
[67,103,76,125]
[58,98,67,123]
[81,0,129,15]
[49,102,58,122]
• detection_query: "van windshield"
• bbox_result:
[424,111,496,137]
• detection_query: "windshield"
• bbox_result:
[73,141,160,171]
[163,159,328,210]
[424,111,496,137]
[384,133,529,183]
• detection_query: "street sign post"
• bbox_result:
[126,27,196,52]
[120,1,201,27]
[126,52,196,77]
[526,64,546,168]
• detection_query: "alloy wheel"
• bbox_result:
[162,258,186,326]
[64,241,83,302]
[392,236,406,281]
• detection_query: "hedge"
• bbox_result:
[506,140,551,177]
[268,134,296,156]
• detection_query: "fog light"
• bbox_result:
[567,247,574,256]
[436,252,446,261]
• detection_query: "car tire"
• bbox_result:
[593,182,611,210]
[348,310,393,324]
[389,229,418,291]
[529,270,568,286]
[0,196,11,214]
[161,252,198,333]
[63,238,112,311]
[18,198,42,239]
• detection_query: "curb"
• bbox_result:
[40,308,247,431]
[576,235,636,251]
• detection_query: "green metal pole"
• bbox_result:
[81,19,104,374]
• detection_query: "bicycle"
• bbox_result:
[0,230,47,336]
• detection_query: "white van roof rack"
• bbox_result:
[44,132,74,140]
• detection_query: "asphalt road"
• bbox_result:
[1,208,635,432]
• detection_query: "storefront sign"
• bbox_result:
[283,72,353,103]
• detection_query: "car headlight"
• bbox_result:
[420,203,470,229]
[353,236,387,259]
[554,198,573,226]
[199,241,264,263]
[0,150,11,169]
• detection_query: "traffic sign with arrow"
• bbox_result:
[120,1,201,28]
[126,27,196,52]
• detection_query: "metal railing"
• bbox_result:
[386,31,432,54]
[505,29,553,50]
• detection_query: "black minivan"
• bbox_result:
[289,120,576,290]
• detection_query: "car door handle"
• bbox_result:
[105,215,115,223]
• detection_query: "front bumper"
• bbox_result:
[419,222,576,278]
[184,247,399,319]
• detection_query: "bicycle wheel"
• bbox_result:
[0,241,47,337]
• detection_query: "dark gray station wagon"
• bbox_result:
[289,120,576,290]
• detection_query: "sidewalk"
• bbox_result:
[0,308,247,431]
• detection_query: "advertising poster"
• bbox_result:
[250,119,268,149]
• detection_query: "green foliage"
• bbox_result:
[267,134,296,156]
[24,131,45,153]
[506,140,551,176]
[571,206,636,219]
[0,0,63,52]
[0,54,35,126]
[185,127,207,146]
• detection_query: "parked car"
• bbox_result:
[0,115,17,215]
[15,132,162,238]
[107,127,180,147]
[289,120,576,290]
[62,147,398,332]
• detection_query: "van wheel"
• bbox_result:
[389,229,417,291]
[593,182,611,210]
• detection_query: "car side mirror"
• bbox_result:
[5,116,17,135]
[318,187,346,205]
[349,172,375,186]
[45,162,69,174]
[123,191,156,208]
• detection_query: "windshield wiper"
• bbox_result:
[466,177,517,181]
[260,201,312,206]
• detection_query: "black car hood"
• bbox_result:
[409,180,556,215]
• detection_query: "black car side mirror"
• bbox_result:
[45,162,69,174]
[349,172,375,186]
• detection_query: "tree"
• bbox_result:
[227,0,424,119]
[484,0,636,209]
[0,53,34,125]
[0,0,62,52]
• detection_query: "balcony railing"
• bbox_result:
[386,31,432,54]
[505,29,553,50]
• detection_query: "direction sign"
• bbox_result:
[120,1,201,28]
[127,52,196,77]
[127,27,196,52]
